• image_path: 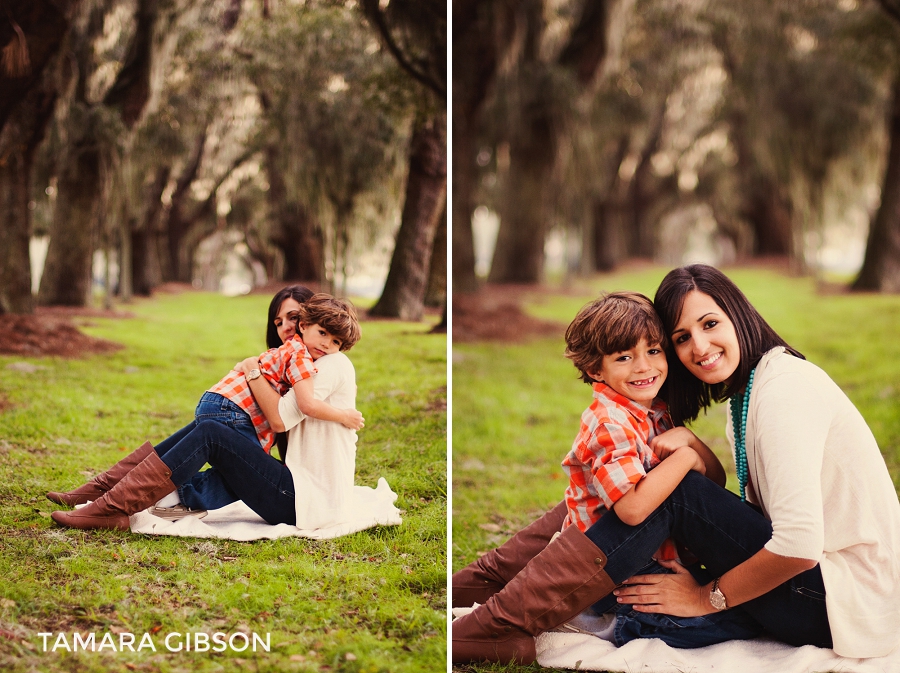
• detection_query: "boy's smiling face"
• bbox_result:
[588,337,667,406]
[299,323,343,360]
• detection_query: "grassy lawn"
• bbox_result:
[451,265,900,673]
[0,290,447,673]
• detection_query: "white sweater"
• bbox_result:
[727,347,900,657]
[278,352,358,530]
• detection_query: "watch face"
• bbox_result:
[710,589,727,611]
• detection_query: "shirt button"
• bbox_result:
[594,557,605,566]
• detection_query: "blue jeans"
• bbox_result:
[153,393,262,511]
[154,420,296,525]
[598,561,761,648]
[584,471,832,649]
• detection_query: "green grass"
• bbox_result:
[0,291,447,672]
[452,265,900,672]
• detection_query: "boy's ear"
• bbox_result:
[586,369,604,383]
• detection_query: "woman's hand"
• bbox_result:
[341,408,365,431]
[614,559,712,617]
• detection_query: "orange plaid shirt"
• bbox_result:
[208,335,316,452]
[562,382,674,535]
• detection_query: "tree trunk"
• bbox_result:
[431,301,447,333]
[0,85,58,314]
[628,104,667,258]
[40,0,164,305]
[162,131,206,282]
[0,1,73,314]
[39,104,104,306]
[0,119,38,314]
[425,202,447,307]
[714,27,793,260]
[0,1,72,132]
[370,113,447,320]
[489,96,558,283]
[280,205,325,282]
[592,199,626,272]
[584,136,629,273]
[746,182,793,257]
[451,104,479,293]
[131,164,170,295]
[727,117,793,257]
[266,144,324,282]
[450,0,517,293]
[489,0,621,284]
[853,71,900,292]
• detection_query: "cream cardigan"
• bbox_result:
[278,352,359,530]
[727,347,900,657]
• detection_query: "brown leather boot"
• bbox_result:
[47,441,155,506]
[453,500,569,607]
[51,451,175,531]
[452,524,616,665]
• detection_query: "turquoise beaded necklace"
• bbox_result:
[729,367,756,502]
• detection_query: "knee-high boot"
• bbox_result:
[50,451,175,531]
[46,441,155,506]
[452,525,616,665]
[453,500,569,607]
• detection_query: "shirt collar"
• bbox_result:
[592,381,654,422]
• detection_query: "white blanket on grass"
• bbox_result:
[453,607,900,673]
[129,478,401,541]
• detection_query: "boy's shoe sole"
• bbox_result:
[149,505,208,521]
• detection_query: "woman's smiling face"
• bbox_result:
[670,290,741,385]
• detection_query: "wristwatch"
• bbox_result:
[709,578,728,611]
[247,368,261,381]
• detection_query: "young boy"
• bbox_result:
[560,291,759,647]
[205,292,364,455]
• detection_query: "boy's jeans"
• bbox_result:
[154,392,259,510]
[154,419,296,525]
[583,471,832,649]
[597,560,761,648]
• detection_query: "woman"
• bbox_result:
[453,264,900,663]
[171,284,314,512]
[45,284,348,528]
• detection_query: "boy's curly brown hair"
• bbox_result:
[298,293,361,351]
[565,291,666,383]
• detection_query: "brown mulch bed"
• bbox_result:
[453,285,567,343]
[0,307,128,358]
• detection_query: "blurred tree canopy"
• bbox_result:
[453,0,900,292]
[0,0,446,315]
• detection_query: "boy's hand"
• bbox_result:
[235,356,260,375]
[650,427,700,459]
[655,444,706,475]
[341,408,365,431]
[678,446,706,475]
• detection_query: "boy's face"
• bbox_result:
[588,337,667,406]
[299,323,343,360]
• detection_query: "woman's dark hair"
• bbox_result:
[266,285,313,462]
[266,285,314,349]
[654,264,803,425]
